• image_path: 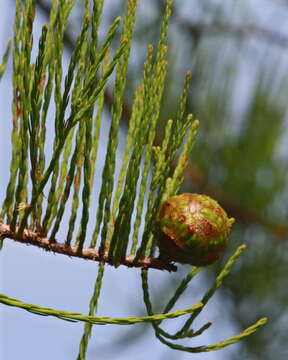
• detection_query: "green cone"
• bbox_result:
[156,193,235,266]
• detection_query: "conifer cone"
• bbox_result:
[157,193,235,266]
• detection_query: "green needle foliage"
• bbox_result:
[141,248,267,353]
[0,39,11,81]
[0,292,203,325]
[0,0,268,358]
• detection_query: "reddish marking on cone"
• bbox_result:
[201,219,218,237]
[160,202,173,218]
[178,215,186,223]
[187,225,195,233]
[214,207,224,217]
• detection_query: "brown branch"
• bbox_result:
[156,0,288,48]
[0,223,177,272]
[176,19,288,48]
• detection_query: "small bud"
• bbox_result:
[156,193,234,266]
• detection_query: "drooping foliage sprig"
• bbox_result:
[141,245,267,353]
[0,0,267,357]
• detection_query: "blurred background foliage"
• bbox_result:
[36,0,288,359]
